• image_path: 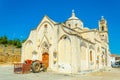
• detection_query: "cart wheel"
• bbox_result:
[31,61,41,73]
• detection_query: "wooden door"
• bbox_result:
[42,52,49,68]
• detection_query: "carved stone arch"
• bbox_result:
[40,41,50,68]
[41,41,49,53]
[38,21,53,32]
[39,34,51,49]
[58,34,71,43]
[24,40,33,60]
[42,41,49,48]
[80,41,88,71]
[24,40,33,46]
[89,45,94,50]
[58,34,72,70]
[80,42,87,59]
[88,45,95,69]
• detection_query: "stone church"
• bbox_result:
[21,10,111,73]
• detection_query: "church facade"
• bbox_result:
[21,11,111,73]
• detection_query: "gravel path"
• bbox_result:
[0,65,120,80]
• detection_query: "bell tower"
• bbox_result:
[99,16,109,43]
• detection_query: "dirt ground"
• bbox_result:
[0,65,120,80]
[85,68,120,80]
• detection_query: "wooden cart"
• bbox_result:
[14,63,31,74]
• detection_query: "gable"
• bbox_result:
[37,15,57,32]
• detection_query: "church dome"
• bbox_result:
[68,10,79,20]
[65,10,83,29]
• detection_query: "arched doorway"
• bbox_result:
[42,52,49,68]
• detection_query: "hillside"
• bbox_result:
[0,36,22,65]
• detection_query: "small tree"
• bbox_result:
[16,40,22,48]
[22,39,26,43]
[0,36,22,48]
[8,40,13,45]
[13,39,22,48]
[0,36,8,47]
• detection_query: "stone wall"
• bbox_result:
[0,45,21,64]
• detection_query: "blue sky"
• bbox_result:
[0,0,120,55]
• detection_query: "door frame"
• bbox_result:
[42,52,49,68]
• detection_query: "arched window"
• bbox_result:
[90,51,92,61]
[44,24,48,28]
[68,24,71,27]
[44,24,48,33]
[102,26,104,31]
[75,24,77,27]
[64,36,67,39]
[53,52,57,64]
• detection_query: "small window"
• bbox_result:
[68,24,71,27]
[53,52,57,65]
[44,24,48,33]
[64,36,67,39]
[44,24,47,28]
[75,24,77,27]
[53,52,57,58]
[102,26,104,31]
[90,51,92,61]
